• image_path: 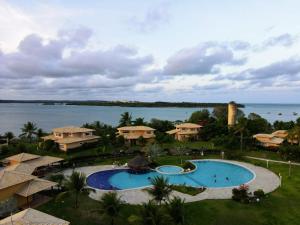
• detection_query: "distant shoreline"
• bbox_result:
[0,100,244,108]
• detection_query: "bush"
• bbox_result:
[232,185,249,203]
[182,161,195,171]
[0,145,9,155]
[253,189,265,198]
[225,150,244,160]
[279,145,300,161]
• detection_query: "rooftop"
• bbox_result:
[118,126,155,131]
[0,208,70,225]
[16,178,57,197]
[5,153,40,163]
[56,135,100,144]
[53,126,95,133]
[0,170,35,190]
[175,123,202,128]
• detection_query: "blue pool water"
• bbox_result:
[86,160,255,190]
[156,165,183,174]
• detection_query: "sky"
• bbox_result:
[1,0,300,103]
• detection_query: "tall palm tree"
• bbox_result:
[119,112,132,127]
[3,132,14,144]
[99,192,123,225]
[166,197,186,225]
[139,200,173,225]
[234,117,248,151]
[288,126,300,146]
[20,121,38,142]
[59,171,89,208]
[147,176,172,205]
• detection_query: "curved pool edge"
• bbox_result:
[86,159,257,191]
[64,160,280,204]
[156,165,184,174]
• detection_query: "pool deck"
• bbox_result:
[62,160,280,204]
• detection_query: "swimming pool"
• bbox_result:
[86,160,255,190]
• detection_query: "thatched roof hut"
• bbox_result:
[128,154,150,171]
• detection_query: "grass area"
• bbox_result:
[171,185,205,196]
[37,155,300,225]
[161,140,215,150]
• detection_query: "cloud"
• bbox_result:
[129,3,170,33]
[0,27,153,79]
[264,33,297,47]
[163,42,247,76]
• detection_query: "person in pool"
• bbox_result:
[226,177,229,181]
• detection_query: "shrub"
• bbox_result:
[232,185,249,203]
[182,161,195,171]
[279,145,300,161]
[0,145,9,155]
[225,150,244,160]
[253,189,265,198]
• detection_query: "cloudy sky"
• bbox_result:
[1,0,300,103]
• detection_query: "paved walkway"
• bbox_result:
[245,156,300,166]
[62,160,280,205]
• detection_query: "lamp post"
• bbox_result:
[288,161,291,177]
[221,151,224,160]
[279,173,282,187]
[267,160,269,168]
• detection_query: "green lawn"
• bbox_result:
[37,155,300,225]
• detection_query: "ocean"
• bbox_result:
[0,103,299,134]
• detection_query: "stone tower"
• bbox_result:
[228,101,237,126]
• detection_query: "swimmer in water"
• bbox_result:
[226,177,229,181]
[214,179,217,183]
[214,174,216,178]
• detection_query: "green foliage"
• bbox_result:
[188,109,210,123]
[147,143,162,161]
[171,185,205,196]
[273,120,295,130]
[225,150,244,160]
[253,189,265,198]
[119,112,132,127]
[166,197,186,225]
[148,176,172,204]
[99,192,123,225]
[279,145,300,161]
[139,201,173,225]
[137,136,146,146]
[49,174,65,190]
[182,161,195,170]
[63,171,88,208]
[212,134,239,149]
[232,186,249,203]
[149,118,175,132]
[133,117,146,126]
[19,121,38,142]
[41,139,58,152]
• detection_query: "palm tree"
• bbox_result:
[139,200,173,225]
[234,117,248,151]
[166,197,186,225]
[119,112,132,127]
[133,117,145,126]
[99,192,123,225]
[36,128,45,140]
[147,176,172,205]
[59,171,89,208]
[3,132,14,144]
[288,126,300,146]
[20,121,38,142]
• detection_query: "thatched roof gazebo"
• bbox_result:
[128,154,150,173]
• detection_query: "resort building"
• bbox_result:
[0,170,57,213]
[42,126,100,151]
[2,153,63,176]
[253,130,288,148]
[0,153,62,214]
[166,123,202,141]
[0,208,70,225]
[117,126,156,144]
